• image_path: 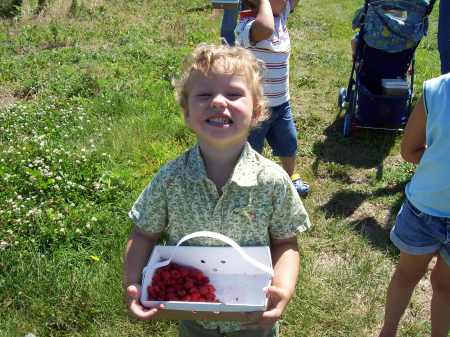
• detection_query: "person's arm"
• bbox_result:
[123,226,162,319]
[243,236,299,328]
[250,0,275,43]
[400,96,427,164]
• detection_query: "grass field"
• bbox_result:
[0,0,445,336]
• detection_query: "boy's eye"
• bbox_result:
[196,93,212,98]
[227,92,243,99]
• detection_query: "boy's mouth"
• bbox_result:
[206,116,233,127]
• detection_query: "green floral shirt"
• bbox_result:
[129,142,311,332]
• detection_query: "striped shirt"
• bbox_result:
[235,1,292,107]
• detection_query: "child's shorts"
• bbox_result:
[179,320,279,337]
[248,101,298,157]
[390,198,450,266]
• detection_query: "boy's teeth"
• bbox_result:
[208,117,231,125]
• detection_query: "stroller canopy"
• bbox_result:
[352,0,432,53]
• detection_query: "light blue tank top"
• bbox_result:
[405,73,450,217]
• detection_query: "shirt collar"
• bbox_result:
[185,142,259,187]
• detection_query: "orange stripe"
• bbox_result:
[239,9,256,19]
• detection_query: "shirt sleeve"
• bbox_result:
[269,175,311,240]
[235,18,255,48]
[128,169,168,233]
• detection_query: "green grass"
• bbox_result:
[0,0,444,336]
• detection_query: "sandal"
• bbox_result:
[291,174,310,196]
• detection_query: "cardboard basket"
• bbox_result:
[141,231,273,317]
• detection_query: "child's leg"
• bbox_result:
[379,252,434,337]
[265,102,309,195]
[220,7,239,46]
[279,156,295,177]
[430,255,450,337]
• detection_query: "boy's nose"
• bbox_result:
[211,93,227,108]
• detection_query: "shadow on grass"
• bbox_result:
[312,116,401,180]
[186,4,212,12]
[322,182,406,255]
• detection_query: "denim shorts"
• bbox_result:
[179,320,278,337]
[248,101,298,157]
[390,198,450,266]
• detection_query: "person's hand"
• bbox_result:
[126,284,164,320]
[241,285,291,331]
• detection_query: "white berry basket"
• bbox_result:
[141,231,273,313]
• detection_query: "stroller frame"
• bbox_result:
[338,0,436,137]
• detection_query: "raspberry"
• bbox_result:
[161,270,171,281]
[184,279,194,289]
[205,293,215,301]
[179,267,189,277]
[193,271,203,281]
[148,262,217,303]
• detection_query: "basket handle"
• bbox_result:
[149,231,274,277]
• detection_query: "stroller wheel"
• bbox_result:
[342,112,351,137]
[338,88,347,110]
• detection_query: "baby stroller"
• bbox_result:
[338,0,436,137]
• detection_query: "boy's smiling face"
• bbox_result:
[183,69,257,150]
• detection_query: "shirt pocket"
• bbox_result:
[224,203,273,245]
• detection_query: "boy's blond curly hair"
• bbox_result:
[175,43,268,125]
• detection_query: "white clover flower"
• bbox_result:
[0,241,9,250]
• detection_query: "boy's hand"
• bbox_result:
[261,285,290,323]
[242,285,290,329]
[127,284,164,320]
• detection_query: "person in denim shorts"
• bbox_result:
[377,74,450,337]
[235,0,310,196]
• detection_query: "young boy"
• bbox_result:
[235,0,310,196]
[123,44,311,337]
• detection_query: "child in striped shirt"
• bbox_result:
[235,0,309,196]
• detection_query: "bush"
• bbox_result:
[0,0,22,18]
